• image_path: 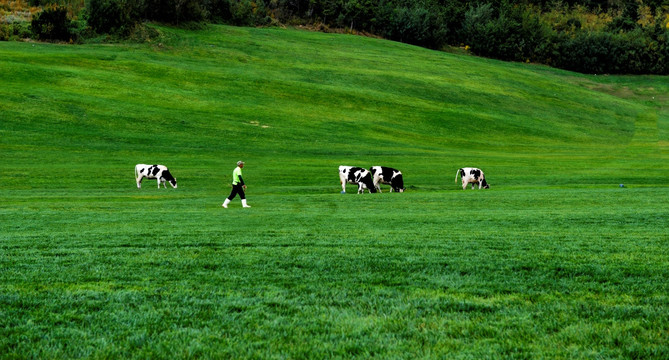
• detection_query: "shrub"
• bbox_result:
[382,4,448,49]
[460,2,493,47]
[559,31,614,73]
[0,24,9,41]
[31,5,73,41]
[607,0,639,32]
[143,0,205,25]
[13,21,33,38]
[462,2,547,62]
[550,24,669,75]
[207,0,233,23]
[230,0,257,26]
[0,23,32,41]
[648,23,669,74]
[630,24,669,75]
[87,0,141,35]
[205,0,271,26]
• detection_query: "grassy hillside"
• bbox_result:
[2,25,667,189]
[1,25,668,358]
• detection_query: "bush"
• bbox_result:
[549,24,669,75]
[207,0,233,23]
[143,0,206,25]
[0,23,32,41]
[87,0,142,35]
[13,22,33,39]
[0,24,9,41]
[31,5,73,41]
[382,5,447,49]
[462,2,547,62]
[461,2,494,44]
[205,0,271,26]
[552,31,640,74]
[634,23,669,74]
[556,31,613,73]
[230,0,258,26]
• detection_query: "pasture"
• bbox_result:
[1,24,668,358]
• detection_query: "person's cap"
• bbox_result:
[237,161,244,165]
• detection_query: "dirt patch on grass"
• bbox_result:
[566,76,668,104]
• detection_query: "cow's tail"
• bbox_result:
[134,165,139,180]
[455,168,462,183]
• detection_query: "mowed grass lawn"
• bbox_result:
[1,24,668,358]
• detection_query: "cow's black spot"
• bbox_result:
[380,167,396,181]
[162,170,175,181]
[361,172,376,192]
[151,166,160,176]
[349,167,364,182]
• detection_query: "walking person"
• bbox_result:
[222,161,251,208]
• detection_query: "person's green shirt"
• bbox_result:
[232,166,244,185]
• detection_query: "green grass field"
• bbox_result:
[1,24,668,358]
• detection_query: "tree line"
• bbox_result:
[3,0,669,74]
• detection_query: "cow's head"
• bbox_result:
[162,170,177,188]
[481,178,489,189]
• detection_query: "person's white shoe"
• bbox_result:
[242,199,251,208]
[222,199,231,208]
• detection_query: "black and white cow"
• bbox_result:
[339,166,377,194]
[455,167,489,190]
[135,164,177,189]
[370,166,405,193]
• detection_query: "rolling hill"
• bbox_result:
[2,24,667,191]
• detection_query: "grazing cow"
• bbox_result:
[455,167,489,190]
[135,164,177,189]
[339,166,377,194]
[370,166,405,193]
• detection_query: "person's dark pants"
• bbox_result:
[227,184,245,200]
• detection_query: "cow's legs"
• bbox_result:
[373,179,382,193]
[341,181,347,193]
[462,180,468,190]
[136,177,142,188]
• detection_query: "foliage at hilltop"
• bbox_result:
[2,0,669,74]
